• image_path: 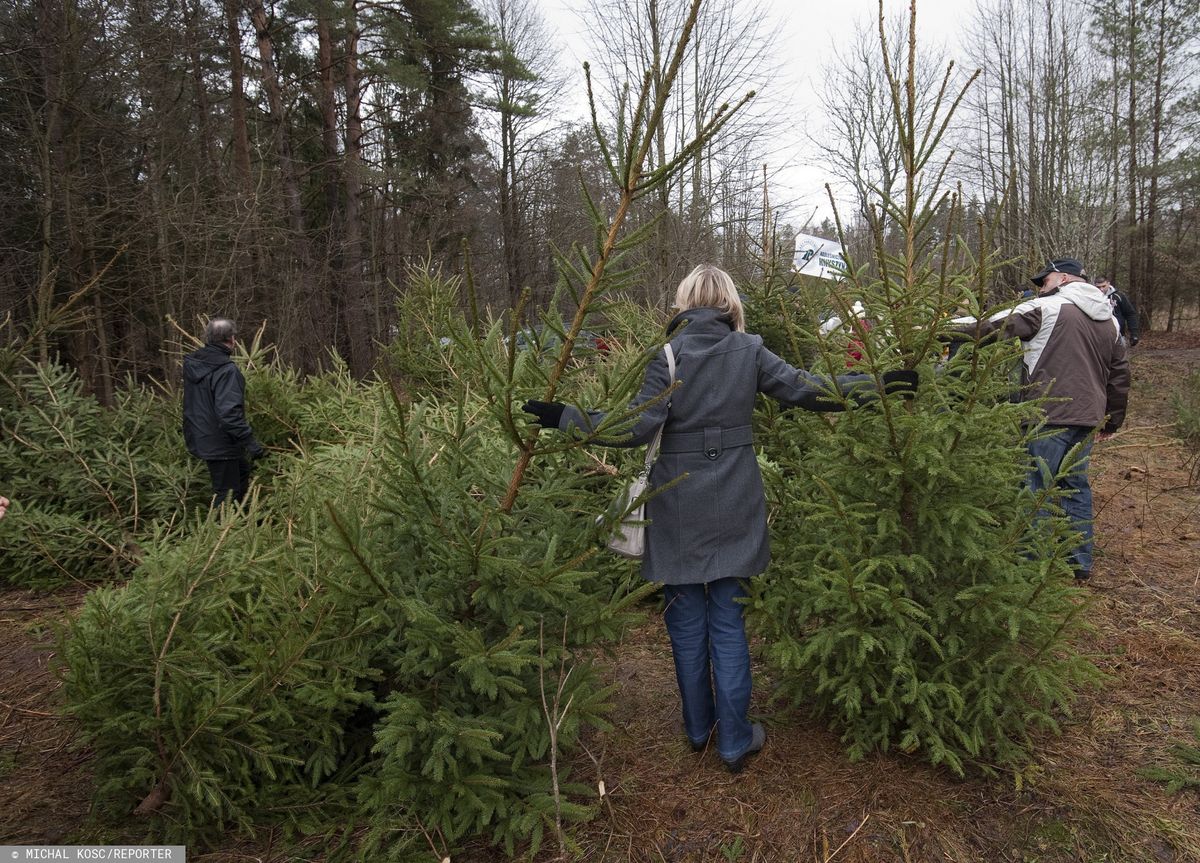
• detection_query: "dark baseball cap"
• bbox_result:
[1030,257,1086,287]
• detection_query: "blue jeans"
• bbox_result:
[1027,425,1094,573]
[662,577,752,762]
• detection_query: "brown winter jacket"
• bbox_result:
[953,281,1130,433]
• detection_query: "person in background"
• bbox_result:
[182,318,266,507]
[817,299,875,368]
[951,258,1130,580]
[1094,276,1139,347]
[522,264,917,772]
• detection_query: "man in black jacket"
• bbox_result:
[183,318,266,506]
[1094,276,1139,347]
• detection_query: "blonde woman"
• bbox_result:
[523,264,916,772]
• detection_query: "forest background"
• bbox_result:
[2,0,1199,387]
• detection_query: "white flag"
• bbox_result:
[793,233,848,281]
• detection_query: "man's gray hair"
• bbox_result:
[203,318,237,345]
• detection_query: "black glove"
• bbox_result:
[248,442,268,461]
[1130,336,1139,347]
[521,399,565,429]
[881,369,919,398]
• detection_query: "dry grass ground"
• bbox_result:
[0,587,91,844]
[1,332,1198,861]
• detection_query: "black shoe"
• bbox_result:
[1073,569,1091,581]
[688,731,712,753]
[722,723,766,774]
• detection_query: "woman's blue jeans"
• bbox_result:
[662,577,752,762]
[1027,425,1094,573]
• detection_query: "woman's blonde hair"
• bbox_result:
[672,264,745,332]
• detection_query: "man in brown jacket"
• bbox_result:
[954,257,1130,580]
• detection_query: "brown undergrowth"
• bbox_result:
[2,334,1198,860]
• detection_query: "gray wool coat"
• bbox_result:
[559,307,871,585]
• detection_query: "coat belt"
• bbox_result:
[660,424,754,459]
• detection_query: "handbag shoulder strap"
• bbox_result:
[642,343,675,469]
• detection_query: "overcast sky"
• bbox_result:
[534,0,978,232]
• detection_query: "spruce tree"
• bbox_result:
[744,2,1100,776]
[60,383,390,843]
[347,3,757,847]
[0,358,203,587]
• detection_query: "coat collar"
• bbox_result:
[667,306,734,336]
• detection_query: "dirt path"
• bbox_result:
[2,333,1198,860]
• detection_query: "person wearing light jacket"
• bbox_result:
[182,318,266,506]
[522,265,918,772]
[953,257,1130,580]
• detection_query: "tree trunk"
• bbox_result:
[248,0,304,237]
[1166,206,1182,331]
[317,3,340,221]
[88,244,114,405]
[1142,0,1167,331]
[248,0,316,366]
[499,60,520,305]
[316,0,341,353]
[184,0,215,176]
[648,0,671,294]
[1107,40,1120,279]
[35,0,66,366]
[342,0,371,374]
[223,0,252,192]
[1125,0,1140,305]
[1025,6,1039,259]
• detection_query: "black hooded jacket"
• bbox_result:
[1107,288,1139,341]
[182,343,260,460]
